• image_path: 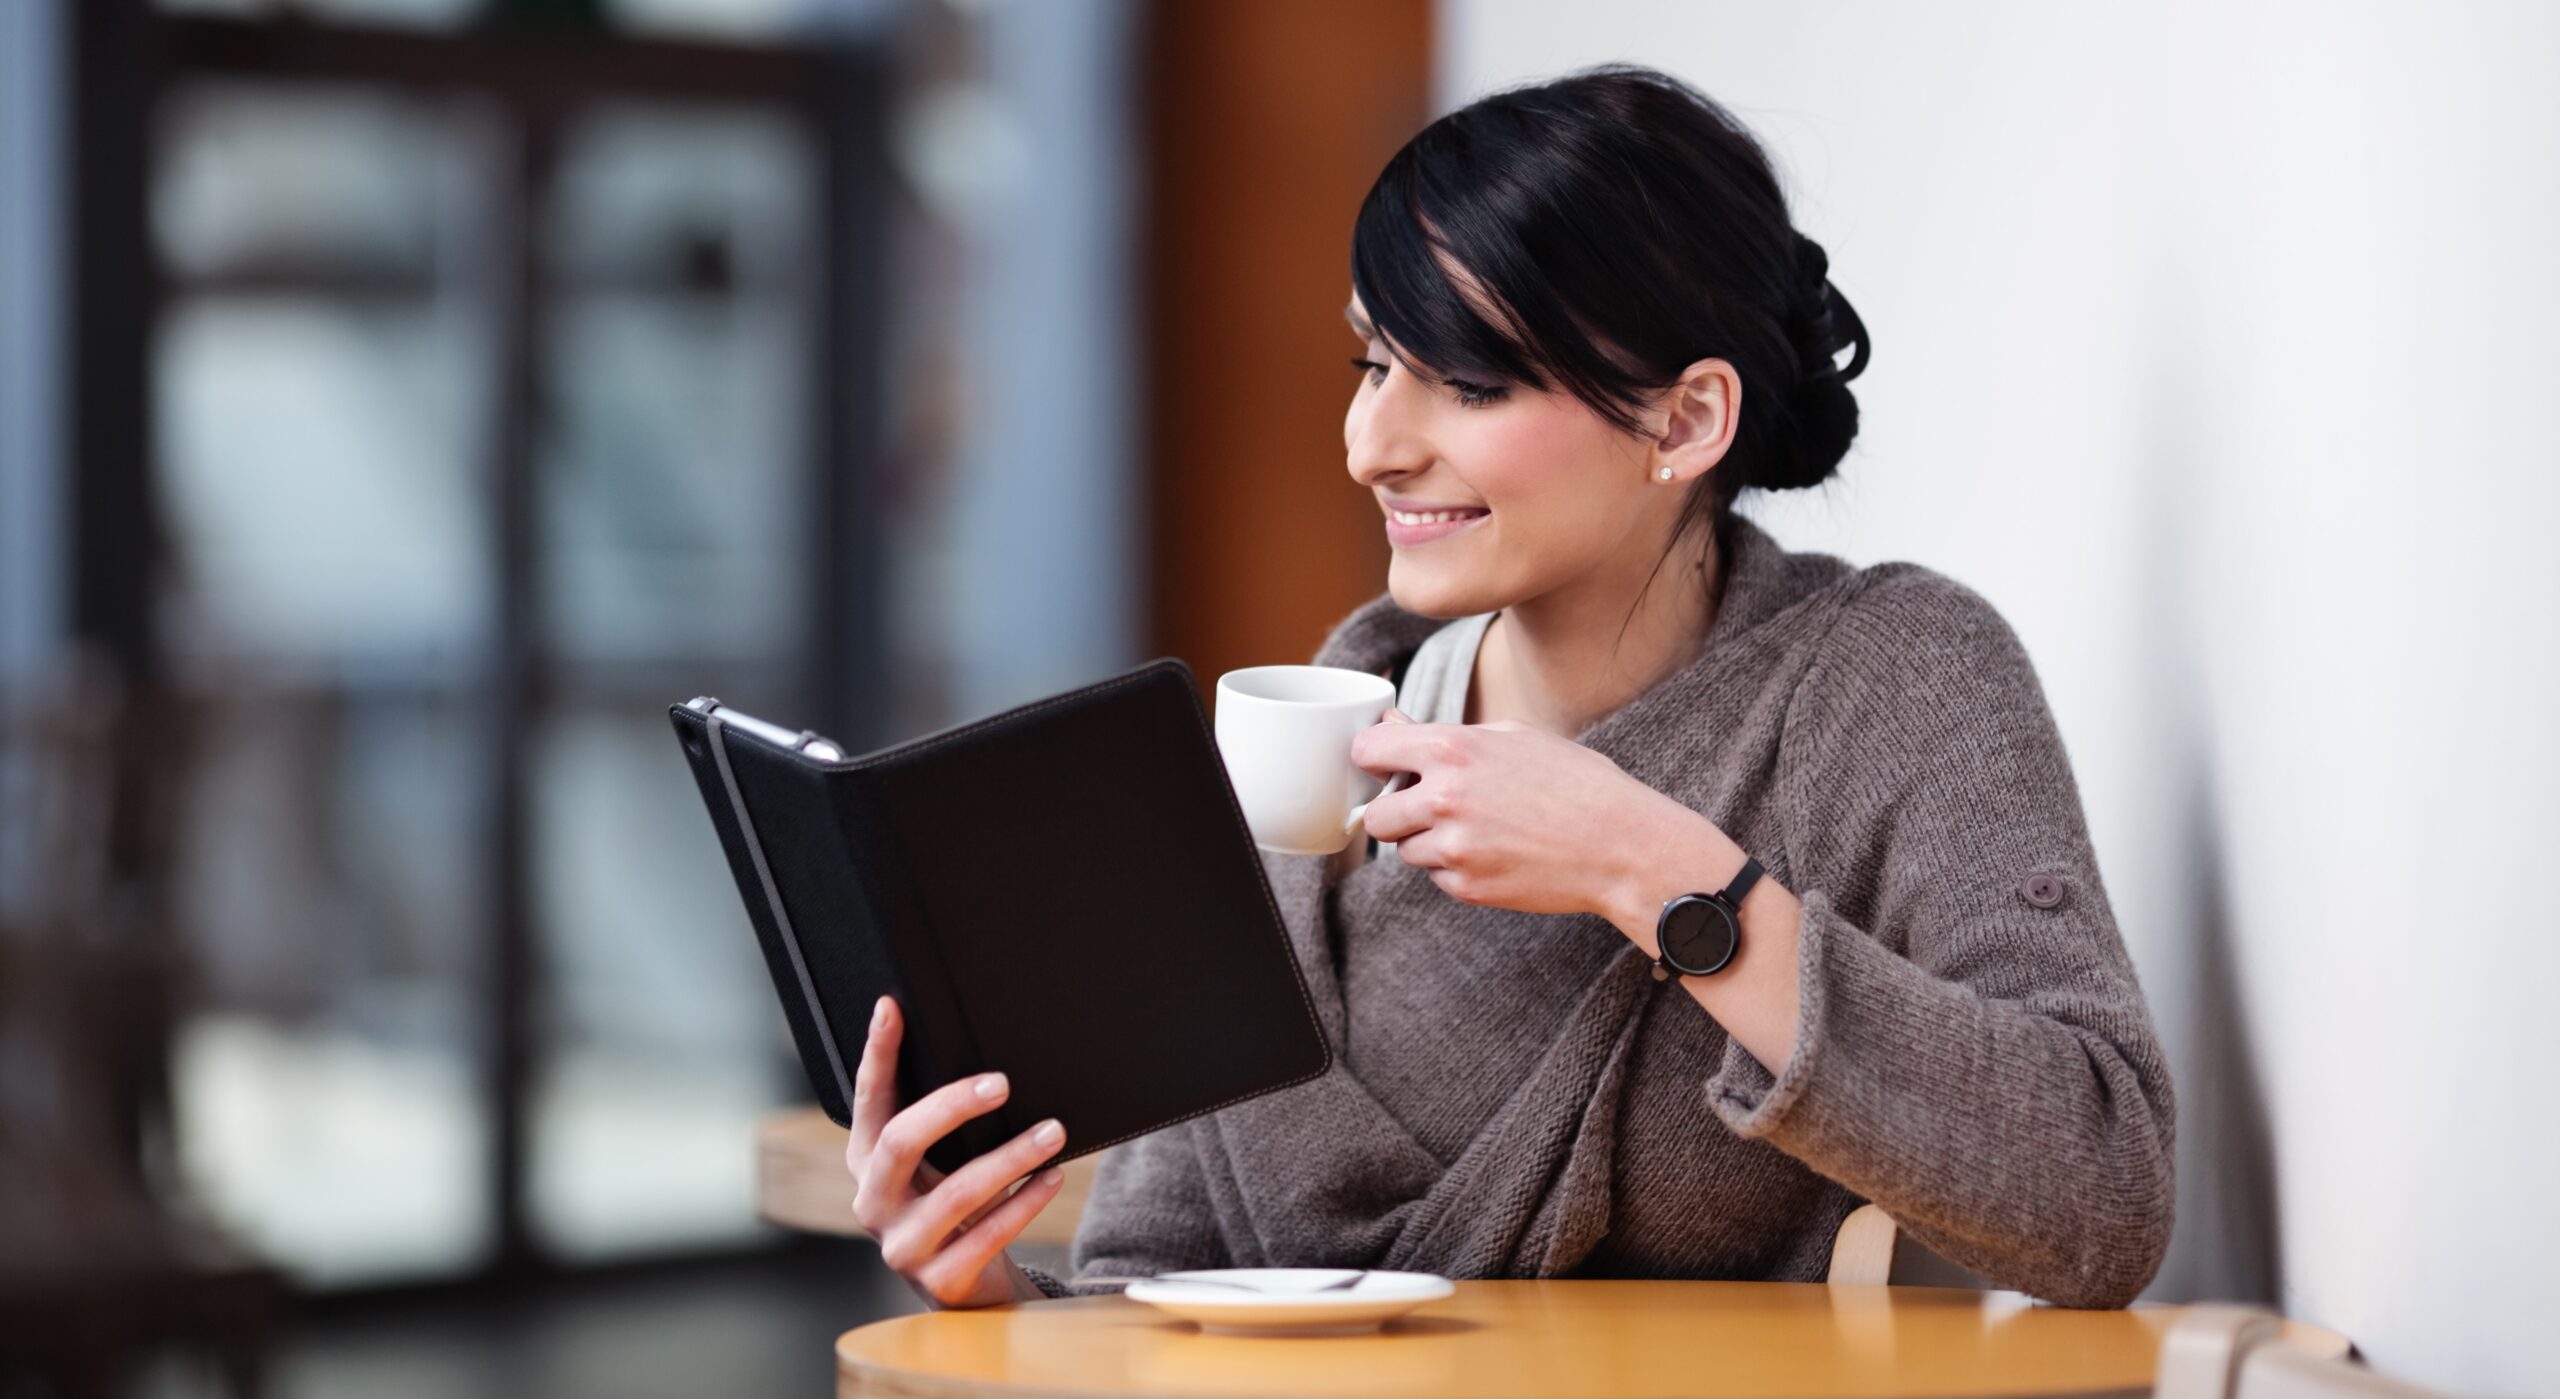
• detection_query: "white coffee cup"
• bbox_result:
[1215,665,1398,855]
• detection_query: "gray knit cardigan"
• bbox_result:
[1017,514,2175,1309]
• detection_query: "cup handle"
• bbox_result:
[1343,771,1416,838]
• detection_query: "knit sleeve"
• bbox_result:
[1048,1123,1231,1290]
[1013,1261,1074,1300]
[1703,566,2177,1309]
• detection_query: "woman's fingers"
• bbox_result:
[1350,714,1456,779]
[1358,772,1435,844]
[847,994,901,1163]
[877,1117,1065,1274]
[839,1001,1062,1305]
[910,1166,1070,1308]
[860,1069,1012,1215]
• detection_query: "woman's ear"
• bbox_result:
[1648,357,1740,485]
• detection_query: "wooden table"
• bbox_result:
[836,1280,2346,1399]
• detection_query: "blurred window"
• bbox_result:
[137,22,875,1288]
[528,104,817,1262]
[156,84,500,1287]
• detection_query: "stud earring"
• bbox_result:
[1657,466,1674,481]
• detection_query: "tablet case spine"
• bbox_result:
[701,709,856,1115]
[680,703,987,1151]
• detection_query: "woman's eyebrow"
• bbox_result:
[1343,305,1375,339]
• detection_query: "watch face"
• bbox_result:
[1660,896,1739,976]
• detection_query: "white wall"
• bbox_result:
[1443,4,2558,1393]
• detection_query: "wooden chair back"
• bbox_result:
[2159,1305,2437,1399]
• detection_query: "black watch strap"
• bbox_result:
[1717,855,1764,908]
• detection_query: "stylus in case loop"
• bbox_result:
[687,696,847,761]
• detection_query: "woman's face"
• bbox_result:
[1343,290,1699,621]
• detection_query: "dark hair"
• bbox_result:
[1350,63,1869,580]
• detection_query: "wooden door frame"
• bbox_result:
[1137,1,1432,691]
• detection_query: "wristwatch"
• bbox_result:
[1650,855,1763,981]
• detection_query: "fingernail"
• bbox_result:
[1038,1167,1064,1186]
[975,1072,1007,1099]
[873,997,890,1029]
[1033,1119,1063,1146]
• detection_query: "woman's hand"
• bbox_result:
[1355,708,1804,1069]
[844,995,1069,1308]
[1350,707,1697,917]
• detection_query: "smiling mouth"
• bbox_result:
[1384,508,1489,546]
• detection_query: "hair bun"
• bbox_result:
[1788,233,1869,385]
[1762,232,1869,491]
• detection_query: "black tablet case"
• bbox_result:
[669,657,1331,1178]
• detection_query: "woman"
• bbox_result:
[842,63,2175,1311]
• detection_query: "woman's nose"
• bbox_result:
[1345,372,1429,487]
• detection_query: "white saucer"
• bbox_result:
[1122,1269,1456,1337]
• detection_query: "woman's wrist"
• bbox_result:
[1595,790,1748,943]
[1001,1254,1049,1303]
[1597,791,1804,1072]
[907,1253,1036,1310]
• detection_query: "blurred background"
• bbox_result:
[0,1,2552,1396]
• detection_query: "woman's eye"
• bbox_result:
[1347,357,1506,408]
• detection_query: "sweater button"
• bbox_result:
[2020,873,2066,909]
